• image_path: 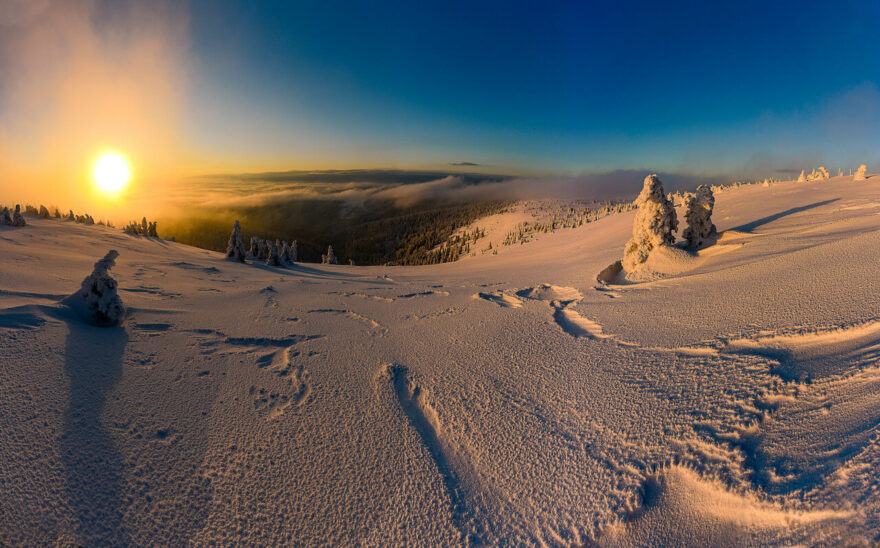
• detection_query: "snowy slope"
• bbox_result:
[2,176,880,546]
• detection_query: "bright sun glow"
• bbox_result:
[93,152,131,193]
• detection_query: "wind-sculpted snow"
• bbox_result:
[2,177,880,544]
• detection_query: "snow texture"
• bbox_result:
[622,174,678,270]
[683,185,717,249]
[3,175,880,545]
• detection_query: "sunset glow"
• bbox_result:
[93,153,131,194]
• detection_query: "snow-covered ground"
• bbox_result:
[2,176,880,545]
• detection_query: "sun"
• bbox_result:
[93,152,131,193]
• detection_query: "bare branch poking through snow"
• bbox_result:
[683,185,717,249]
[64,250,126,327]
[622,174,678,270]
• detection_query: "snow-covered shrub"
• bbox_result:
[64,250,126,327]
[226,220,247,262]
[12,205,26,227]
[854,164,868,181]
[322,245,338,265]
[622,175,678,270]
[266,239,282,266]
[682,185,717,249]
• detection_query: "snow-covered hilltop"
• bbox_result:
[2,174,880,545]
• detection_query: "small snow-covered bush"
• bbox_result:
[854,164,868,181]
[622,174,677,270]
[65,250,126,327]
[226,220,247,262]
[12,205,26,227]
[322,245,338,265]
[682,185,717,249]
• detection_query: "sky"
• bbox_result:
[1,0,879,215]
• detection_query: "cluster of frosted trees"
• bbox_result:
[122,217,158,237]
[796,165,869,182]
[1,205,27,227]
[225,220,338,266]
[622,175,716,270]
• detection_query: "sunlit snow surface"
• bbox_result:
[1,176,879,545]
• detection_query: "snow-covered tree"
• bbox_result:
[53,208,61,219]
[290,240,298,262]
[322,245,338,265]
[225,220,247,262]
[1,207,11,225]
[12,205,26,227]
[64,250,126,327]
[682,185,717,249]
[266,239,282,266]
[249,236,260,258]
[147,221,158,237]
[280,240,292,263]
[854,164,868,181]
[38,205,50,218]
[622,174,678,270]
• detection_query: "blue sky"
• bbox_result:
[183,0,880,176]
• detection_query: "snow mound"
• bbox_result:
[474,291,522,308]
[599,466,855,546]
[516,284,583,302]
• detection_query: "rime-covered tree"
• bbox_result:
[225,220,247,262]
[266,239,282,266]
[797,170,806,182]
[622,174,677,270]
[682,185,717,249]
[322,245,338,265]
[290,240,298,262]
[53,208,61,219]
[280,240,292,263]
[854,164,868,181]
[67,209,75,221]
[249,236,260,258]
[12,205,26,227]
[147,221,158,237]
[64,250,126,327]
[38,205,50,218]
[1,207,11,225]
